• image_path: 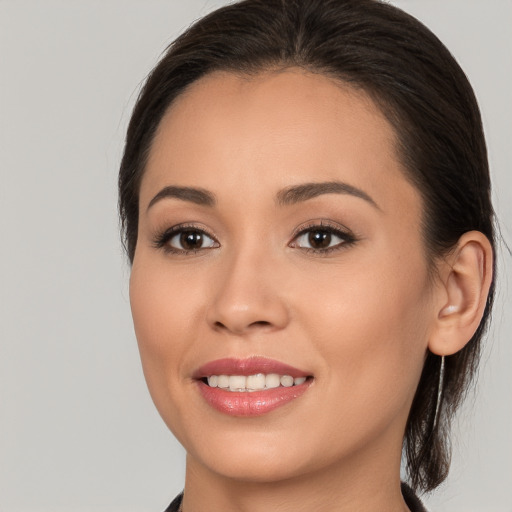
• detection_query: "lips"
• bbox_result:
[193,357,313,416]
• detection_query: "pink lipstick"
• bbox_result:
[194,357,313,417]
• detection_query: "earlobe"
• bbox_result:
[428,231,493,356]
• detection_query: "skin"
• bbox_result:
[129,69,491,511]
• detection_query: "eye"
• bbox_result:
[295,230,344,250]
[153,225,219,254]
[290,223,356,253]
[169,229,217,251]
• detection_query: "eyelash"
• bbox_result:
[152,223,219,255]
[290,221,357,255]
[152,221,357,256]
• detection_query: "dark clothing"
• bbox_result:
[164,482,427,512]
[164,492,183,512]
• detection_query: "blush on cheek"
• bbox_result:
[129,270,174,376]
[129,272,181,429]
[313,267,430,418]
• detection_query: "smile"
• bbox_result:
[194,357,313,416]
[205,374,307,392]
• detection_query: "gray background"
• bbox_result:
[0,1,510,511]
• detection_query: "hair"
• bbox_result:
[118,0,495,494]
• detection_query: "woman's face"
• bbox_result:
[130,69,437,483]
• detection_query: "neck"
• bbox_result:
[181,433,410,512]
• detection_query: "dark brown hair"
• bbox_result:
[119,0,495,493]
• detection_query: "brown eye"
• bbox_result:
[180,231,204,250]
[292,226,353,253]
[307,230,332,249]
[168,229,217,251]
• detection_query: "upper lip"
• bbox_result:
[193,356,311,379]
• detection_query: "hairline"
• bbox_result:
[135,63,439,271]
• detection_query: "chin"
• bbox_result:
[196,445,315,483]
[178,423,320,483]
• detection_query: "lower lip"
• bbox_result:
[197,380,312,416]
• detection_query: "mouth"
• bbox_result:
[202,373,308,392]
[193,357,313,416]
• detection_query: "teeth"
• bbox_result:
[265,373,281,389]
[280,375,294,387]
[217,375,230,389]
[247,373,266,390]
[229,375,246,392]
[205,374,308,391]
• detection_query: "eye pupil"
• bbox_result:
[180,231,203,250]
[308,231,331,248]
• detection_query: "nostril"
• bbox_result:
[249,321,272,328]
[212,319,272,333]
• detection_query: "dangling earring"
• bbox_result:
[433,355,445,430]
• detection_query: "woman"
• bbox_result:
[118,0,495,510]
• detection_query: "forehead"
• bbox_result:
[141,68,420,219]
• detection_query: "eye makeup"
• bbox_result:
[151,218,358,257]
[152,222,220,255]
[289,219,358,255]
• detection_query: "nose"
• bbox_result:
[206,249,290,336]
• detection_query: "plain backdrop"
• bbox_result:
[1,1,511,511]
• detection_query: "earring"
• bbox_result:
[433,355,445,430]
[442,304,459,316]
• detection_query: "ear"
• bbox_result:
[428,231,493,356]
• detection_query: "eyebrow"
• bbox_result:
[147,180,379,211]
[147,186,216,211]
[276,181,380,209]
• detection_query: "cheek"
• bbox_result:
[299,252,432,417]
[130,255,203,347]
[128,257,201,408]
